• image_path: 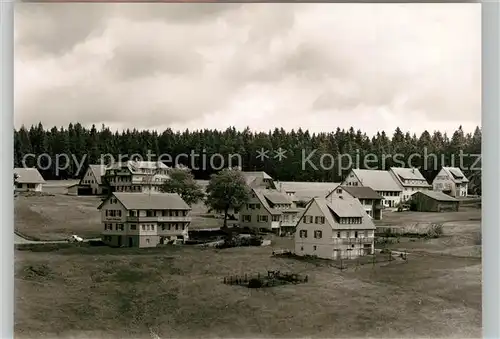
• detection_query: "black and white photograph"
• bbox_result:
[13,3,481,339]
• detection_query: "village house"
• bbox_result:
[239,188,301,235]
[341,169,402,209]
[295,197,376,260]
[389,167,433,202]
[103,160,170,194]
[326,185,384,220]
[410,190,460,212]
[67,164,108,196]
[432,167,469,198]
[277,181,340,204]
[207,171,278,219]
[98,192,191,248]
[242,171,277,189]
[13,168,46,192]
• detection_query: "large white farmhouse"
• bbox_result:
[295,197,376,260]
[98,192,191,248]
[389,167,432,202]
[432,167,469,198]
[342,169,402,208]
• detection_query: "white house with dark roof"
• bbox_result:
[389,167,433,202]
[14,168,46,192]
[326,185,384,220]
[241,171,277,189]
[97,192,191,248]
[295,197,376,260]
[342,169,402,208]
[239,188,301,235]
[432,167,469,198]
[103,160,170,194]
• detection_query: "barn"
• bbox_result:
[410,191,459,212]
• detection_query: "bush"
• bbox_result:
[426,223,444,238]
[248,278,263,288]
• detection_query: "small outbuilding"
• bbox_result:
[410,191,459,212]
[13,168,46,192]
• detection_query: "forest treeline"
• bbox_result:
[14,123,482,192]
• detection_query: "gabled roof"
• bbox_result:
[413,190,459,202]
[305,197,376,230]
[442,167,469,183]
[348,169,401,192]
[278,181,340,201]
[390,167,431,188]
[98,192,190,210]
[330,185,383,200]
[88,164,106,184]
[242,171,275,189]
[253,188,295,215]
[13,168,45,184]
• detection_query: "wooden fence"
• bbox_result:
[223,270,308,288]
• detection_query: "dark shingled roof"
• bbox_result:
[98,192,190,210]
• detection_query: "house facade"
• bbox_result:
[342,169,402,208]
[71,164,108,195]
[410,191,459,212]
[327,185,384,220]
[239,188,301,235]
[103,161,170,194]
[98,192,191,248]
[295,197,376,260]
[14,168,45,192]
[432,167,469,197]
[389,167,433,202]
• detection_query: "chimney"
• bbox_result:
[412,168,415,174]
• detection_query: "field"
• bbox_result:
[15,242,481,338]
[14,180,235,241]
[15,181,482,338]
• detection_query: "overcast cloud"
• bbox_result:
[14,3,481,136]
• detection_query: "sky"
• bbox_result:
[14,3,481,137]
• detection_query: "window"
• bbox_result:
[314,230,322,239]
[313,245,317,251]
[337,232,341,238]
[272,215,280,222]
[242,215,251,222]
[146,239,150,244]
[104,224,112,231]
[116,224,124,231]
[299,230,308,238]
[151,225,155,231]
[255,204,261,209]
[354,231,358,238]
[315,216,325,224]
[130,224,137,230]
[142,225,146,231]
[300,246,304,251]
[147,210,154,217]
[337,189,342,194]
[175,224,179,230]
[258,215,268,222]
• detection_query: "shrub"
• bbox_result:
[427,223,444,238]
[248,278,263,288]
